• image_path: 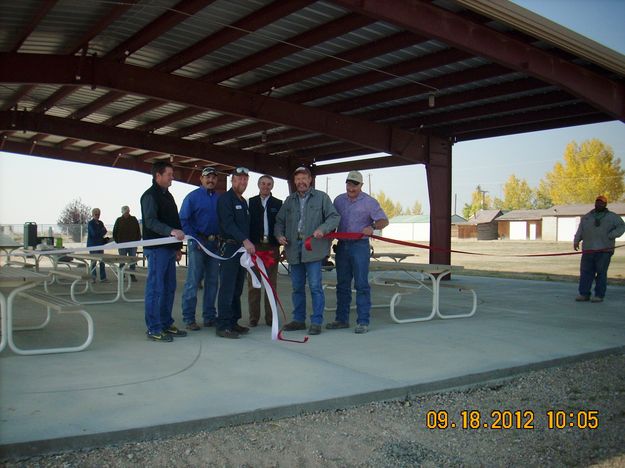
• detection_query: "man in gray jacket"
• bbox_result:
[274,166,340,335]
[574,195,625,303]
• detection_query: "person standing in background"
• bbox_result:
[112,205,141,282]
[87,207,108,283]
[574,195,625,303]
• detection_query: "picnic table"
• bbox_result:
[369,262,477,323]
[68,253,143,304]
[371,252,414,263]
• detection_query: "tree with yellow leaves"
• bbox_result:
[373,191,403,219]
[540,139,624,204]
[494,175,534,210]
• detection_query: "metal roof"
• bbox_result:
[0,0,624,183]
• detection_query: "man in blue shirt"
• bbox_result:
[216,167,256,339]
[328,170,388,334]
[179,166,221,330]
[140,161,187,342]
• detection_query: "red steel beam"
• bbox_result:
[0,53,429,162]
[200,64,508,145]
[9,0,58,52]
[202,13,374,84]
[357,77,549,122]
[436,102,598,137]
[135,13,376,133]
[0,111,286,177]
[333,0,625,120]
[86,0,312,130]
[285,48,471,104]
[162,31,426,139]
[65,1,139,55]
[404,91,576,129]
[106,0,212,62]
[454,114,609,142]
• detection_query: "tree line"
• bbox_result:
[462,138,624,219]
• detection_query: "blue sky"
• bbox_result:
[1,0,624,225]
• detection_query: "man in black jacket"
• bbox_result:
[247,175,283,327]
[140,161,187,342]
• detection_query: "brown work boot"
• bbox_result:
[575,295,590,302]
[283,321,306,331]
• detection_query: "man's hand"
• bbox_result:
[574,241,580,251]
[243,239,255,255]
[277,236,288,246]
[175,249,183,262]
[171,229,185,241]
[362,226,374,236]
[313,229,324,239]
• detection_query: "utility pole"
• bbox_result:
[368,173,372,194]
[325,176,329,194]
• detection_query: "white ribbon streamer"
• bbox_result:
[13,235,279,340]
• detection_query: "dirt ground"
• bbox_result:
[371,239,625,284]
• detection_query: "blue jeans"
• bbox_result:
[290,260,324,325]
[217,244,245,331]
[118,247,137,271]
[144,247,177,334]
[89,249,106,280]
[182,240,219,324]
[335,240,371,325]
[579,251,613,298]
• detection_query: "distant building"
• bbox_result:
[384,214,466,241]
[496,209,550,240]
[384,214,430,241]
[457,210,503,240]
[542,203,625,242]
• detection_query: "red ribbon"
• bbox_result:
[304,232,623,257]
[251,254,308,344]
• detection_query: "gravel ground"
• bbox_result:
[5,352,624,467]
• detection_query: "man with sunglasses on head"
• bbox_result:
[179,167,221,331]
[274,166,340,335]
[574,195,625,303]
[216,166,255,339]
[327,170,388,334]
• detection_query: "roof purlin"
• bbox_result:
[333,0,625,121]
[0,111,284,177]
[0,53,428,164]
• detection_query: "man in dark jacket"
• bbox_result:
[574,195,625,302]
[140,161,187,342]
[247,175,283,327]
[216,166,255,339]
[87,207,108,282]
[112,205,141,281]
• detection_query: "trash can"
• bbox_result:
[24,222,38,248]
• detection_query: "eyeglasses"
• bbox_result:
[234,167,249,175]
[346,180,360,186]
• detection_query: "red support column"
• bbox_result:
[426,136,452,267]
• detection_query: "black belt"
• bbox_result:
[204,234,218,242]
[222,238,239,245]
